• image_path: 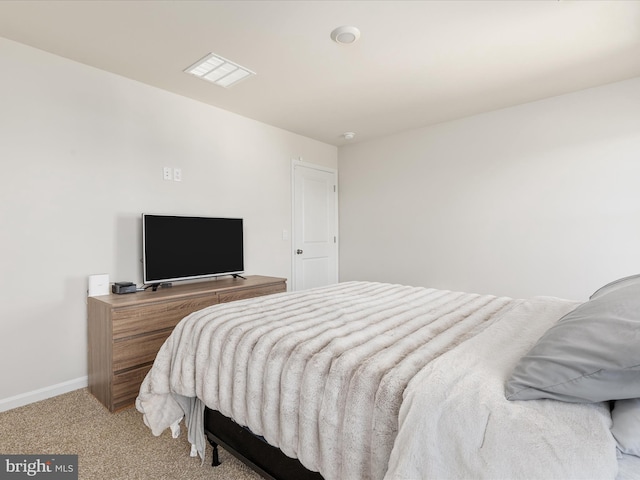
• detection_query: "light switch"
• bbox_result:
[173,168,182,182]
[163,167,172,181]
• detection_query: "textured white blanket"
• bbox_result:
[137,281,521,479]
[136,282,619,480]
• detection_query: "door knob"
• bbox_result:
[296,249,303,255]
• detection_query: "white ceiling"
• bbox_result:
[0,0,639,146]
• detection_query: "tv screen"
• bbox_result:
[142,214,244,285]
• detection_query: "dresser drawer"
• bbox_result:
[112,295,220,340]
[112,329,173,373]
[218,283,286,303]
[112,364,152,411]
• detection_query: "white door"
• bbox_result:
[292,161,338,291]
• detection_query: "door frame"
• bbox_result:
[290,158,339,291]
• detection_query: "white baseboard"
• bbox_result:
[0,376,88,413]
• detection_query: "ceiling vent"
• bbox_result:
[184,53,255,88]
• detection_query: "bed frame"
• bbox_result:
[204,407,324,480]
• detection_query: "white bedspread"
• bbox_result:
[386,296,619,479]
[136,282,620,480]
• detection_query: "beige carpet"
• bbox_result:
[0,388,261,479]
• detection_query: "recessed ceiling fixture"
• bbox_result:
[343,132,356,140]
[330,26,361,45]
[184,52,255,88]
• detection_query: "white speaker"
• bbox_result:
[88,274,110,297]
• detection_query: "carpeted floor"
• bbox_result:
[0,388,261,479]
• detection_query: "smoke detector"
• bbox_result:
[343,132,356,140]
[330,26,361,45]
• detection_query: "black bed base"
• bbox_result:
[204,407,324,480]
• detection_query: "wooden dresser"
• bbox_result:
[87,275,286,411]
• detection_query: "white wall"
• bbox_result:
[0,37,336,404]
[339,77,640,301]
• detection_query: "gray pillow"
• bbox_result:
[590,273,640,300]
[611,398,640,457]
[505,275,640,402]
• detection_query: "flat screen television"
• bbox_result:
[142,214,244,285]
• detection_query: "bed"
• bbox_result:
[136,278,640,479]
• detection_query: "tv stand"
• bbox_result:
[231,274,246,280]
[144,282,172,291]
[88,275,286,411]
